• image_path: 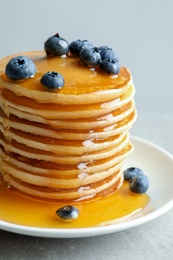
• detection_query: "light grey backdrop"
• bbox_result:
[0,0,172,114]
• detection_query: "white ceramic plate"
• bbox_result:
[0,135,173,238]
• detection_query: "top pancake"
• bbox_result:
[0,51,132,105]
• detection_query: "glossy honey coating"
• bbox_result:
[0,51,136,201]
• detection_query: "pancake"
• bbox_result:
[0,51,136,201]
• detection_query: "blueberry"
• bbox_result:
[129,175,149,194]
[98,46,119,62]
[97,45,108,52]
[99,59,120,75]
[5,56,36,80]
[40,71,64,90]
[69,39,94,56]
[123,167,144,181]
[56,205,79,222]
[79,47,101,67]
[44,33,69,56]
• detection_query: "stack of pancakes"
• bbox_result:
[0,52,136,201]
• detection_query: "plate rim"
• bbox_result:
[0,135,173,238]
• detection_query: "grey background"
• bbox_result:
[0,0,173,114]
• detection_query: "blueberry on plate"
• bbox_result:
[98,46,119,62]
[40,71,64,90]
[5,56,36,80]
[44,33,69,56]
[79,47,101,67]
[99,59,120,75]
[56,205,79,222]
[123,167,144,181]
[129,174,149,194]
[69,39,94,56]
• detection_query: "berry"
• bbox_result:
[5,56,36,80]
[123,167,144,181]
[98,46,119,62]
[69,39,94,56]
[40,71,64,90]
[79,47,101,67]
[129,175,149,194]
[44,33,69,56]
[56,205,79,222]
[99,59,120,75]
[97,45,108,52]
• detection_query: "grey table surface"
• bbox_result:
[0,112,173,260]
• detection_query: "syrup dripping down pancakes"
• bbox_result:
[0,51,136,201]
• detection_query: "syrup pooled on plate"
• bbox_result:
[0,181,150,228]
